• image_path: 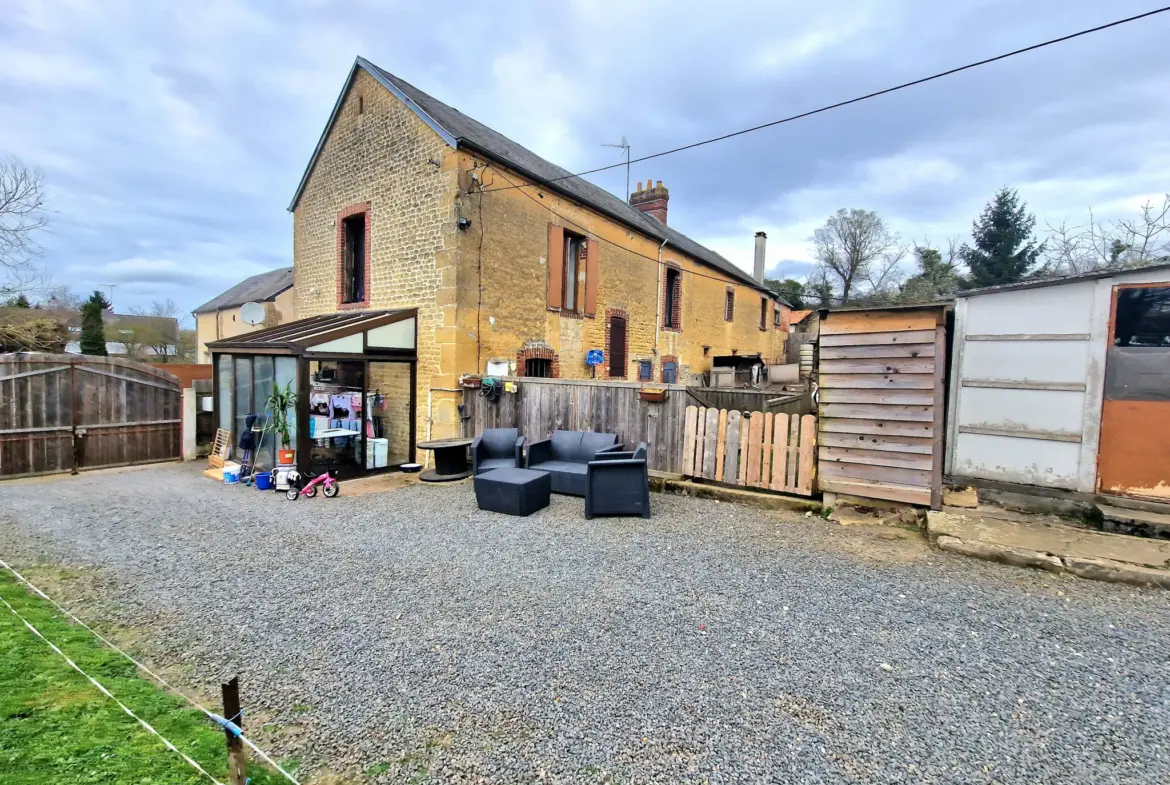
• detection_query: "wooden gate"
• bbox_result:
[817,306,947,508]
[682,406,817,495]
[0,354,181,480]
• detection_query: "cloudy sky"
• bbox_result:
[2,0,1168,320]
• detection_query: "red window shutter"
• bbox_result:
[583,239,599,316]
[547,224,564,309]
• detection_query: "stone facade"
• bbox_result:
[292,65,788,443]
[292,68,464,443]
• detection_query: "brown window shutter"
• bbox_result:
[583,239,599,316]
[608,315,627,376]
[547,224,564,309]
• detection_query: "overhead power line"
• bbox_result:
[481,6,1170,194]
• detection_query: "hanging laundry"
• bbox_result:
[330,394,350,418]
[309,393,330,416]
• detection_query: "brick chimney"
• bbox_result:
[629,179,669,224]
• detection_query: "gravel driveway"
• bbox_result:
[2,464,1168,784]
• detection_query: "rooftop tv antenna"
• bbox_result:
[601,136,630,200]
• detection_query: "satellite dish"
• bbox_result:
[239,302,265,326]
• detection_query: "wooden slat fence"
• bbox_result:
[0,353,182,480]
[816,308,948,508]
[685,387,810,416]
[682,405,817,495]
[461,377,689,474]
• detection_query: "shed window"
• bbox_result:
[1115,286,1170,346]
[341,213,366,304]
[724,289,735,321]
[638,360,653,381]
[525,357,552,378]
[662,361,678,384]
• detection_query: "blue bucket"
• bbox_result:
[254,472,273,491]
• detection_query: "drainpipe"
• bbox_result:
[653,237,668,354]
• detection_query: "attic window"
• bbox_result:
[357,95,364,114]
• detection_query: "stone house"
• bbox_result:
[193,267,295,363]
[288,57,789,444]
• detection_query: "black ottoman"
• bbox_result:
[475,467,551,516]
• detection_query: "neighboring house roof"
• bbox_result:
[789,310,815,325]
[19,309,179,342]
[194,267,294,314]
[289,57,776,297]
[955,260,1170,298]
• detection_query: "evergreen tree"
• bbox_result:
[960,188,1045,287]
[5,294,31,308]
[79,290,110,356]
[902,245,960,302]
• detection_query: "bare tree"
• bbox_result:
[810,208,906,304]
[0,157,48,299]
[130,298,182,361]
[1044,196,1170,275]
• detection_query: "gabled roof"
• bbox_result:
[194,267,294,314]
[289,57,775,297]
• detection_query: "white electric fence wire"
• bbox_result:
[0,558,303,785]
[0,593,226,785]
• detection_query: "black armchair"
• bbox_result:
[471,428,525,475]
[585,442,651,519]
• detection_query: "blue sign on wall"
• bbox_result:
[585,349,605,367]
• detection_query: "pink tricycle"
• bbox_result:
[284,470,340,501]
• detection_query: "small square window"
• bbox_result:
[525,357,552,378]
[638,360,653,381]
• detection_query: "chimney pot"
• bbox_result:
[753,231,767,284]
[629,176,670,224]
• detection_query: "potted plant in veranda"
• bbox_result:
[266,382,297,465]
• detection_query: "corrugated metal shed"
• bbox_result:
[817,304,949,508]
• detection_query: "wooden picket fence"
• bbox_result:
[682,406,817,496]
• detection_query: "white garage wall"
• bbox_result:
[946,279,1101,491]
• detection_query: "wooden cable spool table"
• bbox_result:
[416,437,474,482]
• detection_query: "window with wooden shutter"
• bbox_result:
[663,267,682,329]
[759,297,768,330]
[547,224,564,309]
[583,239,598,316]
[608,314,627,377]
[638,360,653,381]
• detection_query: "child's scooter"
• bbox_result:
[284,470,340,501]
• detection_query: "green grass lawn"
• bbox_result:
[0,570,291,785]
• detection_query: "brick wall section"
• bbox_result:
[293,68,461,441]
[335,201,371,310]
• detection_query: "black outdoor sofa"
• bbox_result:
[524,430,621,496]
